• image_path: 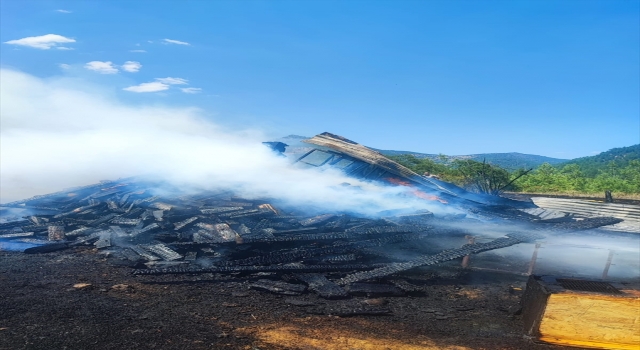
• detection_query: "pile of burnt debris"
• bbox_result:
[0,133,624,315]
[0,177,621,307]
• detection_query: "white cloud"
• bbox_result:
[122,61,142,73]
[163,38,190,46]
[181,87,202,94]
[4,34,75,50]
[123,81,169,93]
[84,61,119,74]
[56,46,74,50]
[124,77,190,93]
[130,49,146,53]
[56,9,72,13]
[59,64,71,70]
[156,77,188,85]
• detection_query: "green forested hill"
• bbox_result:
[559,145,640,177]
[466,153,567,170]
[387,146,640,195]
[375,150,567,170]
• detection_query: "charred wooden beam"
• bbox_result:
[121,248,144,262]
[200,207,244,214]
[345,283,405,297]
[337,232,539,285]
[271,227,319,235]
[131,223,160,236]
[227,233,428,266]
[0,231,35,239]
[317,254,358,263]
[218,209,261,218]
[345,225,429,235]
[2,181,114,208]
[0,221,32,230]
[299,214,336,227]
[110,217,142,226]
[141,243,183,261]
[88,213,118,226]
[130,245,160,261]
[94,231,113,249]
[53,203,101,219]
[295,273,348,299]
[86,188,124,199]
[132,263,384,276]
[173,216,199,231]
[242,230,392,243]
[206,201,254,207]
[23,242,69,254]
[71,231,101,246]
[249,279,307,295]
[65,227,93,238]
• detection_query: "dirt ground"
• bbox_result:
[0,248,584,350]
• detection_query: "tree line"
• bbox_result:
[389,154,640,195]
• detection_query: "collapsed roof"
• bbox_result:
[294,132,534,209]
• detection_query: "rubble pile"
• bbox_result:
[0,133,625,314]
[0,177,622,307]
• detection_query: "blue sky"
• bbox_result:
[1,0,638,159]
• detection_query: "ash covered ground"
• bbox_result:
[1,177,636,350]
[2,248,578,350]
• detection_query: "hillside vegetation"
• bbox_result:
[377,149,567,170]
[389,145,640,195]
[558,145,640,177]
[466,152,567,171]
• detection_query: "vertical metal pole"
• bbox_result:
[602,250,614,280]
[527,243,541,275]
[461,235,475,268]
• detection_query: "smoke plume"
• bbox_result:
[0,69,449,216]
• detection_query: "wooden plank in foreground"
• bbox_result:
[522,275,640,349]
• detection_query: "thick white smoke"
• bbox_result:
[0,69,449,216]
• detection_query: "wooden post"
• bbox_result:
[461,235,475,268]
[602,250,614,280]
[527,243,541,275]
[47,225,65,241]
[605,190,613,203]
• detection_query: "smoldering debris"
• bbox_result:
[0,133,628,304]
[0,176,625,309]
